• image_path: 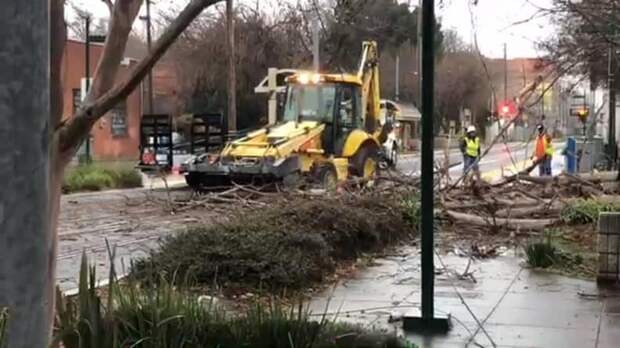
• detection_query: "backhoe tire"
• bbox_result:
[351,146,379,178]
[317,165,338,191]
[282,171,302,190]
[185,172,202,191]
[390,146,398,168]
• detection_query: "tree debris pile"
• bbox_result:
[131,188,417,293]
[441,171,620,235]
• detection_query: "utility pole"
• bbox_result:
[0,1,51,346]
[226,0,237,133]
[416,0,423,106]
[145,0,154,114]
[609,45,617,166]
[541,85,545,119]
[85,14,91,163]
[312,17,320,72]
[395,54,400,102]
[504,43,508,102]
[403,0,451,333]
[609,0,617,169]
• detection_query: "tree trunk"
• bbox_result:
[0,1,224,346]
[445,210,557,231]
[0,1,51,347]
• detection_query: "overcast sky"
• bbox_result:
[438,0,555,58]
[69,0,556,59]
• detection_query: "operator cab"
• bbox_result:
[283,72,362,155]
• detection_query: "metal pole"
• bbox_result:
[609,45,617,166]
[146,0,154,114]
[395,53,400,102]
[541,86,545,118]
[504,43,508,102]
[85,15,91,163]
[226,0,237,133]
[312,17,320,72]
[417,0,422,106]
[420,0,435,321]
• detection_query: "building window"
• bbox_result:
[72,89,82,114]
[110,101,128,137]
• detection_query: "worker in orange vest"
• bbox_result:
[534,124,554,176]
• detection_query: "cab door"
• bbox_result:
[333,84,362,156]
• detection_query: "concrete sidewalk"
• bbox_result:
[308,247,620,347]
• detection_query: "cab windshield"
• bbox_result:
[283,83,336,122]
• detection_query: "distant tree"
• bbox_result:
[435,34,492,135]
[169,5,309,130]
[319,0,443,71]
[540,0,620,86]
[442,29,471,54]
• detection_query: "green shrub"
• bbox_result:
[561,199,620,225]
[525,231,558,268]
[402,195,421,229]
[132,193,416,291]
[63,165,142,193]
[53,254,410,348]
[525,242,558,268]
[111,168,143,189]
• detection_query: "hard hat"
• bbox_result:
[467,126,476,133]
[537,124,544,131]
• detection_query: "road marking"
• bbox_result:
[480,147,565,182]
[481,158,531,182]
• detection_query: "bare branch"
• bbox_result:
[58,0,225,156]
[102,0,113,14]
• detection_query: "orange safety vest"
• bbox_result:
[535,134,553,158]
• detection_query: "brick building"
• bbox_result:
[62,39,143,162]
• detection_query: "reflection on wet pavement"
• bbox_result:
[308,246,620,347]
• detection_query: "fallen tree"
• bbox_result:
[445,210,557,231]
[441,168,620,235]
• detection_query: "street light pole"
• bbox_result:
[419,0,436,322]
[417,0,422,106]
[85,14,91,163]
[145,0,154,114]
[504,43,508,102]
[609,45,617,167]
[226,0,237,133]
[403,0,451,333]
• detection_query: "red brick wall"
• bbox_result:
[62,39,143,161]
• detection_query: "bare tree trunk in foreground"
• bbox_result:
[0,1,50,347]
[0,0,223,346]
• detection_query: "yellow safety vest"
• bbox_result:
[545,137,554,156]
[465,137,480,158]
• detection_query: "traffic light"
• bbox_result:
[497,100,517,118]
[577,108,589,123]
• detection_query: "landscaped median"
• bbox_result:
[50,188,421,348]
[51,254,416,348]
[130,191,419,295]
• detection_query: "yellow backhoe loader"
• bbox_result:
[182,41,396,189]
